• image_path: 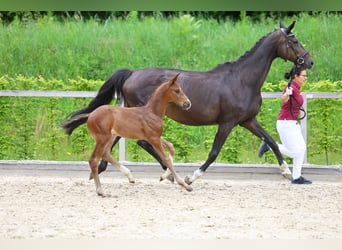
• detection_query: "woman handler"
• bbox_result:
[259,66,312,184]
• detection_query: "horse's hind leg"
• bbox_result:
[137,140,169,170]
[92,136,121,180]
[102,136,135,183]
[240,118,292,180]
[185,123,234,185]
[89,144,108,197]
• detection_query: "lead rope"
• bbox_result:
[287,79,306,121]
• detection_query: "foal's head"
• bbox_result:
[164,73,191,110]
[276,21,314,69]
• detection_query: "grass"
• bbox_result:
[0,12,341,83]
[0,12,341,165]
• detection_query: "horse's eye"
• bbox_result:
[175,89,180,94]
[291,38,298,44]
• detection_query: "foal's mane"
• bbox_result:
[146,79,170,103]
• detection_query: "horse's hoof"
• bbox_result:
[185,186,193,192]
[184,176,192,185]
[159,174,174,183]
[280,163,292,180]
[167,174,175,183]
[97,192,111,197]
[282,172,293,181]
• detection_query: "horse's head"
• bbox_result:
[276,21,314,69]
[167,73,191,110]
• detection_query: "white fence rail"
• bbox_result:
[1,90,341,163]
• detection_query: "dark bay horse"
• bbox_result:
[62,21,313,185]
[62,74,192,196]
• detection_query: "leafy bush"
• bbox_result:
[0,12,341,165]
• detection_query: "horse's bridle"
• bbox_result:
[280,28,309,66]
[281,28,308,121]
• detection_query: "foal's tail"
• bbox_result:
[61,68,133,135]
[61,114,89,135]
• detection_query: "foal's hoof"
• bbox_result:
[184,176,193,185]
[97,191,111,197]
[89,173,93,180]
[167,174,175,183]
[159,174,174,183]
[185,185,193,192]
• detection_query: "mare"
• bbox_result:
[62,21,314,185]
[61,74,192,196]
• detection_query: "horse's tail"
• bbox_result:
[61,68,133,135]
[61,114,90,136]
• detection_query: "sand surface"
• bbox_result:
[1,171,342,239]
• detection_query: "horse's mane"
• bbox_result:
[210,30,276,71]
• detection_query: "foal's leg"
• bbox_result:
[102,136,135,183]
[240,118,292,180]
[89,144,108,197]
[137,140,169,170]
[93,136,121,180]
[149,139,192,192]
[159,138,175,182]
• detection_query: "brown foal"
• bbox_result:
[63,74,192,196]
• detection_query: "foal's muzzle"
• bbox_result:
[182,101,191,110]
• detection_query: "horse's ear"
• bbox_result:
[287,21,296,33]
[171,73,180,83]
[279,21,286,29]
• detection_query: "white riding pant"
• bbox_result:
[276,120,306,180]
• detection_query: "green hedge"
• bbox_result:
[0,75,341,165]
[1,12,341,83]
[0,12,341,165]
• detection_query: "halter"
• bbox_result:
[280,28,309,66]
[280,28,308,121]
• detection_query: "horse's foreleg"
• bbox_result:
[150,140,192,192]
[159,138,175,182]
[138,140,175,182]
[90,136,121,180]
[160,138,175,158]
[185,123,233,185]
[240,118,292,180]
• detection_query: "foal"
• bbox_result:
[63,74,192,196]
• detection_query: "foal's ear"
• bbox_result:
[171,73,180,83]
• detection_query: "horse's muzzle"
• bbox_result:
[182,101,191,110]
[303,54,314,69]
[306,59,314,69]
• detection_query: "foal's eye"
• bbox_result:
[175,89,180,94]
